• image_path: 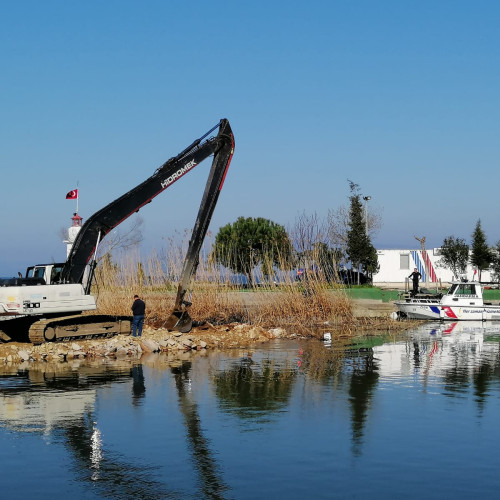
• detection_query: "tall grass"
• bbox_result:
[91,231,356,336]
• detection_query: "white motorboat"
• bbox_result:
[394,281,500,321]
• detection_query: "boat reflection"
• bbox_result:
[374,321,500,412]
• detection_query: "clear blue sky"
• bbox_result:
[2,1,500,276]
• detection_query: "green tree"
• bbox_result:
[491,241,500,283]
[295,241,343,282]
[313,241,343,282]
[470,219,493,281]
[437,236,470,279]
[362,242,380,279]
[212,217,293,286]
[346,181,377,284]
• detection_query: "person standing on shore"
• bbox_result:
[131,295,146,337]
[408,268,422,296]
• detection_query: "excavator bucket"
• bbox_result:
[165,309,193,333]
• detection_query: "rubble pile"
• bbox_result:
[0,323,294,364]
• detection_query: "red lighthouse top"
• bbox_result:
[71,212,83,227]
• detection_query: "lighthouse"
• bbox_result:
[64,212,83,257]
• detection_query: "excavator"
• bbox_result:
[0,119,235,344]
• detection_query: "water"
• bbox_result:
[2,321,500,499]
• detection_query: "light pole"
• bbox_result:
[363,196,371,234]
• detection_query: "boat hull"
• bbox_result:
[394,300,442,320]
[440,305,500,321]
[395,302,500,321]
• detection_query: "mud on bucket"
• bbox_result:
[164,310,193,333]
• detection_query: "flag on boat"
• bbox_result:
[66,189,78,199]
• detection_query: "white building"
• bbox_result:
[373,248,492,284]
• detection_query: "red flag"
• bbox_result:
[66,189,78,200]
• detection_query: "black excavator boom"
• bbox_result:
[61,119,234,332]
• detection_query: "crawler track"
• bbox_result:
[28,315,132,344]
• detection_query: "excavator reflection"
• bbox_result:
[0,357,228,499]
[171,361,229,498]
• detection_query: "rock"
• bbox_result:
[56,346,69,356]
[268,328,286,339]
[71,343,82,351]
[140,339,160,353]
[18,350,31,361]
[197,322,216,331]
[247,326,267,340]
[115,346,129,358]
[232,324,247,332]
[182,339,193,349]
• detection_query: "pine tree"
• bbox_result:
[346,181,376,284]
[470,220,493,281]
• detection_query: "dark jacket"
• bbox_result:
[409,271,421,283]
[132,298,146,316]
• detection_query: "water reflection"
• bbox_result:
[212,352,297,424]
[346,352,379,455]
[0,361,130,433]
[171,360,229,499]
[131,364,146,406]
[396,321,500,415]
[0,360,172,499]
[1,325,500,498]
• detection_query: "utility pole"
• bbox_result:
[363,196,371,235]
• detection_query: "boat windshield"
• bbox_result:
[448,283,477,296]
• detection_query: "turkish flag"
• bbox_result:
[66,189,78,199]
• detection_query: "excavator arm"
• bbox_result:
[60,119,234,332]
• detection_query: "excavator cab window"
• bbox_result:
[33,267,46,280]
[50,266,63,283]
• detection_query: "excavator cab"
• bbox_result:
[26,264,64,285]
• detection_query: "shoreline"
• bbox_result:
[0,298,407,365]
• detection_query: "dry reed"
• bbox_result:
[90,231,382,338]
[92,258,355,339]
